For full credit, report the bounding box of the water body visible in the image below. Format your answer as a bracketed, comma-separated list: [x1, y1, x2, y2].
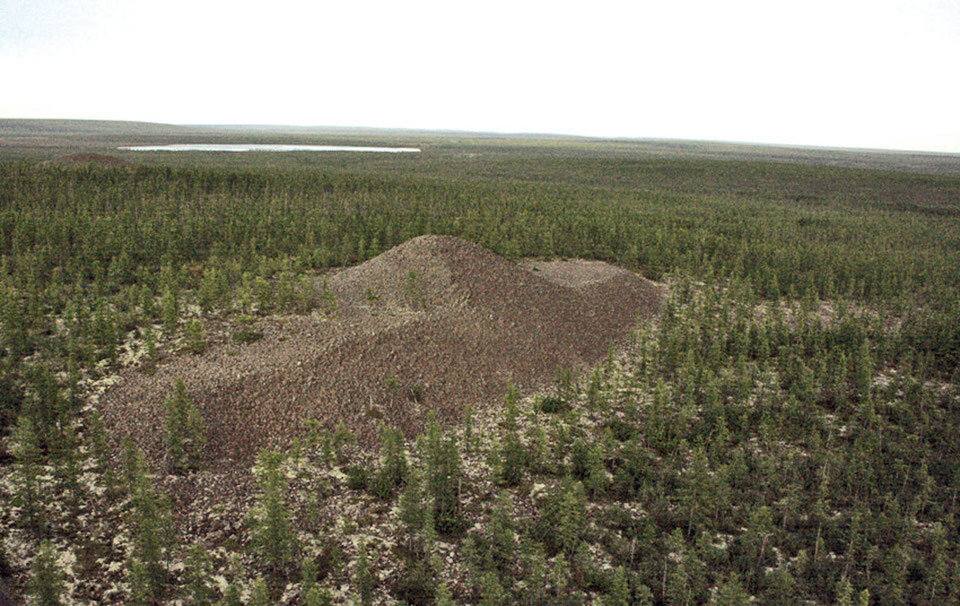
[118, 144, 421, 153]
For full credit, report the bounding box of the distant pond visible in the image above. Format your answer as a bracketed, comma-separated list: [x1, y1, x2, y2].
[118, 144, 421, 153]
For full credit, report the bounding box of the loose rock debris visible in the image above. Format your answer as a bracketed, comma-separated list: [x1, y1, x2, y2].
[99, 235, 663, 468]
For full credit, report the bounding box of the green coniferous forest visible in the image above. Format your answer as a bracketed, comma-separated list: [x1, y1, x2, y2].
[1, 131, 959, 604]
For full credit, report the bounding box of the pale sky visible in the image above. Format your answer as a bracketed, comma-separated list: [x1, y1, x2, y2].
[1, 0, 958, 153]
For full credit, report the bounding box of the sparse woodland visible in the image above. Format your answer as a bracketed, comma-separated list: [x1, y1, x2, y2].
[1, 147, 959, 604]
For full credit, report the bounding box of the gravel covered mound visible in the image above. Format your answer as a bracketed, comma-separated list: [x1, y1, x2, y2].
[99, 236, 662, 466]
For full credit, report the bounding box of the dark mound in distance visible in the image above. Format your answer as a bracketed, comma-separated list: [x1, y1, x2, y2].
[99, 236, 663, 466]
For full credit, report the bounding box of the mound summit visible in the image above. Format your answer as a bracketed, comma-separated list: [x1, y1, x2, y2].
[100, 235, 663, 465]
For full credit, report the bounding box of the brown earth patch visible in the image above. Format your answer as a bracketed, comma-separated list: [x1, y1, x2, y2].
[98, 235, 662, 468]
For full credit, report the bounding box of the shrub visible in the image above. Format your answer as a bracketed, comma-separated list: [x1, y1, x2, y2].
[537, 395, 569, 414]
[232, 327, 263, 343]
[346, 464, 369, 491]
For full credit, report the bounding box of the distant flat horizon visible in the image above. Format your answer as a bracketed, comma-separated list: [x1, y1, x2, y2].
[119, 143, 422, 153]
[3, 117, 959, 158]
[193, 124, 960, 157]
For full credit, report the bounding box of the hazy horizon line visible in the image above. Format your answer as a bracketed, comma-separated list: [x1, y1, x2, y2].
[3, 116, 960, 158]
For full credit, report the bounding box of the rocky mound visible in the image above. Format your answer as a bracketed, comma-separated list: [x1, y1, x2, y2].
[99, 236, 662, 467]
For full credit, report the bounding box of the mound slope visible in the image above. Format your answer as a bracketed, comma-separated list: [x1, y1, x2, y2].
[99, 236, 662, 466]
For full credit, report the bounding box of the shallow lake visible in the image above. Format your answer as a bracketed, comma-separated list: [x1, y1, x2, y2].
[118, 144, 421, 153]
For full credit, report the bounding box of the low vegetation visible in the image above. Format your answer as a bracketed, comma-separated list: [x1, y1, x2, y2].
[0, 135, 958, 604]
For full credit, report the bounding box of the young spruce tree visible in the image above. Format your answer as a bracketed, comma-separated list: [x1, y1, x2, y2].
[11, 414, 46, 531]
[248, 449, 298, 574]
[164, 378, 205, 473]
[421, 412, 463, 534]
[126, 447, 174, 604]
[492, 380, 526, 487]
[28, 540, 65, 606]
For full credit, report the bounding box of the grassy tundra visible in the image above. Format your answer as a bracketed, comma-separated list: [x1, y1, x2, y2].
[1, 121, 959, 604]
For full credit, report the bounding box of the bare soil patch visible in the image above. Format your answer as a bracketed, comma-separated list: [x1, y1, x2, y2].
[98, 236, 662, 467]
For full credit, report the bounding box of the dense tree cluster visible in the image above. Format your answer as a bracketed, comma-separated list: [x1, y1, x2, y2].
[0, 155, 958, 603]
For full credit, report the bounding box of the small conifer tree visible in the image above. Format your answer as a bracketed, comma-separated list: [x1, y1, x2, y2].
[249, 578, 271, 606]
[28, 540, 65, 606]
[300, 555, 318, 599]
[539, 476, 588, 555]
[183, 319, 208, 355]
[139, 285, 158, 320]
[11, 415, 45, 530]
[142, 323, 158, 361]
[435, 577, 455, 606]
[22, 366, 69, 452]
[372, 426, 407, 499]
[837, 576, 855, 606]
[218, 583, 242, 606]
[479, 571, 506, 606]
[605, 566, 630, 606]
[586, 366, 604, 409]
[127, 452, 174, 604]
[121, 435, 146, 493]
[492, 381, 527, 486]
[53, 422, 84, 510]
[183, 544, 217, 605]
[463, 401, 476, 453]
[851, 339, 874, 401]
[304, 584, 333, 606]
[248, 449, 298, 574]
[421, 412, 463, 534]
[713, 573, 750, 605]
[0, 529, 9, 578]
[86, 410, 118, 494]
[399, 468, 426, 531]
[127, 468, 172, 604]
[160, 287, 179, 334]
[355, 541, 374, 606]
[198, 266, 224, 312]
[164, 378, 205, 473]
